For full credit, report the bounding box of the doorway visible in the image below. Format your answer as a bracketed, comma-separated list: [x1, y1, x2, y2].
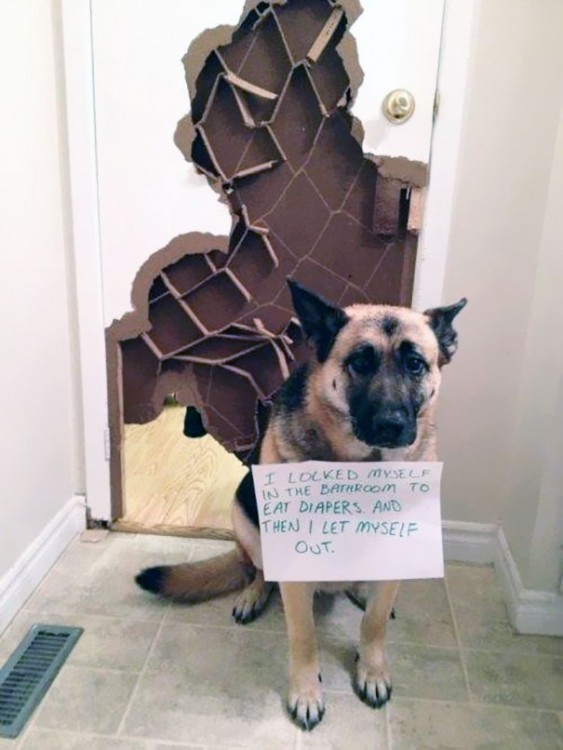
[88, 0, 445, 532]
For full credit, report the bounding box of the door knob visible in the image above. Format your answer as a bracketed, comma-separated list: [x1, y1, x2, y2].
[382, 89, 415, 124]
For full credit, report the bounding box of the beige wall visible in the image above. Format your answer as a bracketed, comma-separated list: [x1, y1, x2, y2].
[0, 0, 84, 579]
[437, 0, 563, 590]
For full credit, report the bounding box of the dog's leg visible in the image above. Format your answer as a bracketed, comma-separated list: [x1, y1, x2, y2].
[280, 581, 324, 731]
[231, 496, 274, 624]
[355, 580, 400, 708]
[232, 567, 274, 624]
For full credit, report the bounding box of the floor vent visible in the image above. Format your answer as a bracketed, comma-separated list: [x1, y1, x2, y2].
[0, 624, 83, 738]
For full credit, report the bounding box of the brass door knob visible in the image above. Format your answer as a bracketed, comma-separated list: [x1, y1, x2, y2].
[382, 89, 415, 124]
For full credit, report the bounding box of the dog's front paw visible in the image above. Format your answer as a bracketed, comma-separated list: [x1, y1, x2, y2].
[231, 580, 273, 625]
[355, 657, 392, 709]
[287, 674, 325, 731]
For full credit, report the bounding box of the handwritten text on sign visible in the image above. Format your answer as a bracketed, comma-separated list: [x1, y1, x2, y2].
[251, 461, 444, 582]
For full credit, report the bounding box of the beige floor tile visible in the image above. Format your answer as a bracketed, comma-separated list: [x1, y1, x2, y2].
[4, 534, 560, 749]
[389, 698, 563, 750]
[319, 638, 468, 703]
[446, 564, 563, 656]
[23, 534, 195, 622]
[33, 666, 138, 734]
[164, 588, 287, 632]
[390, 579, 457, 648]
[386, 643, 468, 702]
[0, 610, 158, 671]
[311, 591, 363, 641]
[19, 730, 147, 749]
[122, 622, 297, 748]
[465, 650, 563, 711]
[299, 693, 388, 750]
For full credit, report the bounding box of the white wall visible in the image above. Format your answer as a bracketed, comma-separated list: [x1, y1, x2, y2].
[0, 0, 83, 579]
[501, 109, 563, 591]
[437, 0, 563, 591]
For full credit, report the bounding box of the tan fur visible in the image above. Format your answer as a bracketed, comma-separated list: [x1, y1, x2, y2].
[159, 548, 249, 602]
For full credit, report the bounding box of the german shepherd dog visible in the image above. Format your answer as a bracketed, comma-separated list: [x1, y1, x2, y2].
[136, 281, 466, 730]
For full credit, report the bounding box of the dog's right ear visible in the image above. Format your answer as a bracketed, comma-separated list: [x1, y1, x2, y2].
[287, 279, 348, 363]
[424, 298, 468, 366]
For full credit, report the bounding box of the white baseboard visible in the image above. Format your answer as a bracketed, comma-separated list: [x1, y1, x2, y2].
[442, 519, 563, 637]
[494, 528, 563, 637]
[0, 496, 87, 636]
[442, 520, 497, 564]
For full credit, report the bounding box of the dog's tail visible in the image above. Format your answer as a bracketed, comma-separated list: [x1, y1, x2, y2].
[135, 548, 247, 602]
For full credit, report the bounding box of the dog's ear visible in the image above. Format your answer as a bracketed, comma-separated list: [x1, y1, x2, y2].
[288, 279, 348, 362]
[424, 298, 467, 366]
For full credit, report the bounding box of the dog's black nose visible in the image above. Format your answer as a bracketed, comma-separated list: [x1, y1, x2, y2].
[373, 410, 408, 445]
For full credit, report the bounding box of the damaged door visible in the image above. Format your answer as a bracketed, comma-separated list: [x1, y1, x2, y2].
[90, 0, 445, 531]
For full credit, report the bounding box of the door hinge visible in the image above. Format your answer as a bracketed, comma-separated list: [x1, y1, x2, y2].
[103, 428, 111, 461]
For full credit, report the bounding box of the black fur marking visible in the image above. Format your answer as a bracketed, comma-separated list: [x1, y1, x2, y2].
[288, 279, 348, 363]
[425, 298, 467, 365]
[183, 406, 207, 438]
[346, 590, 366, 610]
[237, 366, 310, 529]
[275, 364, 308, 412]
[347, 351, 423, 447]
[354, 679, 393, 709]
[345, 344, 380, 377]
[398, 339, 422, 356]
[397, 340, 428, 375]
[236, 471, 259, 528]
[135, 566, 167, 594]
[381, 316, 399, 336]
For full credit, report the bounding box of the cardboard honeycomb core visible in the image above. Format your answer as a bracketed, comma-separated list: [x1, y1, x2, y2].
[106, 0, 427, 514]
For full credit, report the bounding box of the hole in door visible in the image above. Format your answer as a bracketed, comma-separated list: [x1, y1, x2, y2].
[104, 0, 426, 538]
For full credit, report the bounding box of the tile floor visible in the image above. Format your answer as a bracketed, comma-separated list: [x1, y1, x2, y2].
[0, 533, 561, 749]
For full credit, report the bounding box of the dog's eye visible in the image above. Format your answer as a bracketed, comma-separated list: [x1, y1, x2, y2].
[346, 347, 378, 376]
[404, 355, 426, 376]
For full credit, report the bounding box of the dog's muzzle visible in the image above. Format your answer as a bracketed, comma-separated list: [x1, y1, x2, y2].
[352, 406, 417, 449]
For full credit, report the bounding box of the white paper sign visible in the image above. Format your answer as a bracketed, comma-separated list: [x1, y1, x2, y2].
[251, 461, 444, 582]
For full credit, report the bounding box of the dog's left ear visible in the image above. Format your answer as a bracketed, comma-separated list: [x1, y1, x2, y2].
[424, 298, 467, 366]
[288, 279, 348, 362]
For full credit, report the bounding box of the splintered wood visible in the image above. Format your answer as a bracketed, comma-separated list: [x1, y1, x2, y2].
[306, 8, 344, 63]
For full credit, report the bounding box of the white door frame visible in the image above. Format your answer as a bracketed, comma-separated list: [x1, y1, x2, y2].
[61, 0, 110, 520]
[62, 0, 479, 521]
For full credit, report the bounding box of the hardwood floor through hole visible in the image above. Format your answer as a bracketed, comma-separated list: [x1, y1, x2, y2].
[121, 405, 246, 536]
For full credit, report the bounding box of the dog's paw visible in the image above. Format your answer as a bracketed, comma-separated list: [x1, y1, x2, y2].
[231, 581, 272, 625]
[354, 658, 392, 709]
[287, 678, 325, 731]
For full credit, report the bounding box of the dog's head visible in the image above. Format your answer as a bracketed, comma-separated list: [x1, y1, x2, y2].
[288, 280, 467, 450]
